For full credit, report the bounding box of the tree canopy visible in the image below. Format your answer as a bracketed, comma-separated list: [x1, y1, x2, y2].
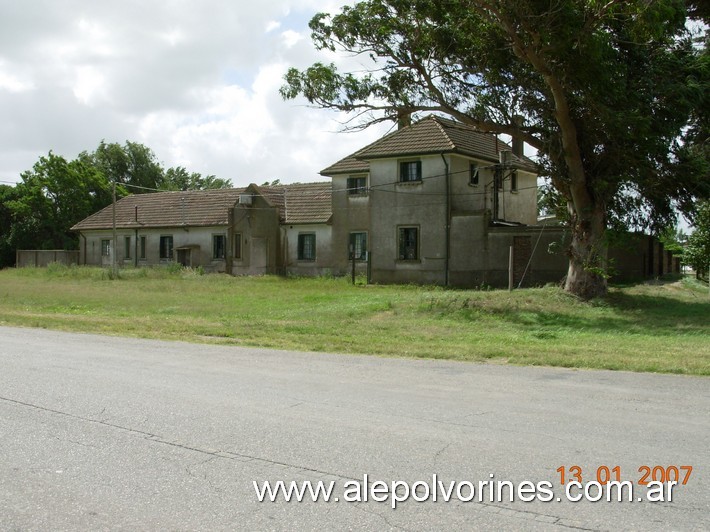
[685, 200, 710, 277]
[282, 0, 709, 298]
[0, 141, 233, 268]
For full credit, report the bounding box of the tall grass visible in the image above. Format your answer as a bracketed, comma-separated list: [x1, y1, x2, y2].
[0, 266, 707, 375]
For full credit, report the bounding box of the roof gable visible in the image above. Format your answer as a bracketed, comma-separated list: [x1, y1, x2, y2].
[320, 115, 537, 175]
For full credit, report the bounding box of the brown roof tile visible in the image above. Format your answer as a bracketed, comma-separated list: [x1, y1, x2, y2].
[72, 183, 333, 231]
[71, 188, 246, 231]
[321, 115, 537, 175]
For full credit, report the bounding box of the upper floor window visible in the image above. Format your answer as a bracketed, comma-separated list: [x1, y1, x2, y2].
[213, 234, 226, 260]
[298, 233, 316, 261]
[347, 176, 368, 195]
[470, 164, 480, 186]
[399, 161, 422, 183]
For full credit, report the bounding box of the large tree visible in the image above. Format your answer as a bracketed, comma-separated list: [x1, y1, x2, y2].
[6, 152, 112, 253]
[282, 0, 709, 298]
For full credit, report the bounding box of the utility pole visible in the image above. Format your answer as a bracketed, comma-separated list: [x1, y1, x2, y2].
[112, 180, 117, 277]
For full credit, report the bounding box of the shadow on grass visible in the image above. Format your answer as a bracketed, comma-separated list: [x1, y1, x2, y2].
[427, 289, 710, 337]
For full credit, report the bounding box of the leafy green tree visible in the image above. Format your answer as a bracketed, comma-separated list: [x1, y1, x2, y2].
[282, 0, 708, 298]
[5, 152, 112, 255]
[0, 185, 21, 267]
[162, 167, 232, 191]
[81, 141, 165, 192]
[685, 201, 710, 278]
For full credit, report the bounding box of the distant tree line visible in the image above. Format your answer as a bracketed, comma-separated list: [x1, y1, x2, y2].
[0, 141, 232, 268]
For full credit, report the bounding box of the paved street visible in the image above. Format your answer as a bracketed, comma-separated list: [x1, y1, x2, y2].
[0, 325, 707, 530]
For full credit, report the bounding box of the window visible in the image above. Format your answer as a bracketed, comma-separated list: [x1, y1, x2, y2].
[347, 176, 368, 195]
[213, 234, 226, 260]
[398, 227, 419, 261]
[159, 235, 173, 260]
[349, 232, 367, 261]
[399, 161, 422, 183]
[298, 233, 316, 261]
[470, 164, 480, 186]
[124, 236, 131, 259]
[234, 233, 242, 259]
[101, 239, 110, 257]
[496, 172, 503, 191]
[511, 170, 518, 192]
[139, 236, 146, 260]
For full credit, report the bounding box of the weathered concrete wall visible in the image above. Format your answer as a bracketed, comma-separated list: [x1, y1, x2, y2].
[16, 250, 79, 268]
[282, 224, 334, 276]
[368, 155, 448, 285]
[231, 196, 281, 275]
[330, 175, 370, 276]
[78, 226, 229, 272]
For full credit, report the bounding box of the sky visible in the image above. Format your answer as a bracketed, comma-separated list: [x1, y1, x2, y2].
[0, 0, 392, 187]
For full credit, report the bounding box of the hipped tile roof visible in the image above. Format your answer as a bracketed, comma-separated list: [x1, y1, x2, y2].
[71, 182, 333, 231]
[320, 115, 537, 175]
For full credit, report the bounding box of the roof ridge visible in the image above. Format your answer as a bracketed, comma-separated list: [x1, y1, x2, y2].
[430, 116, 457, 151]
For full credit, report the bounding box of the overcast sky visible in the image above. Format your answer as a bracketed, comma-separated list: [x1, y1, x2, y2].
[0, 0, 392, 187]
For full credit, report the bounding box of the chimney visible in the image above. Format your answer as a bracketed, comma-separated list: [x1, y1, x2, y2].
[512, 115, 524, 157]
[397, 109, 412, 130]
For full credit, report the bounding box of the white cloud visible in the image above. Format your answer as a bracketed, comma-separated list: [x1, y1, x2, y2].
[0, 0, 391, 186]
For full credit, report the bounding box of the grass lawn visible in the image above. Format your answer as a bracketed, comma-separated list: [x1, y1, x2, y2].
[0, 264, 708, 375]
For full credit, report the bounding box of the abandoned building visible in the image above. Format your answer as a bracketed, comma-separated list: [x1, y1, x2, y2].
[71, 116, 680, 286]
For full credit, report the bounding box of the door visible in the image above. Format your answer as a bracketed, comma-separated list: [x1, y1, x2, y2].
[177, 248, 191, 267]
[251, 238, 267, 274]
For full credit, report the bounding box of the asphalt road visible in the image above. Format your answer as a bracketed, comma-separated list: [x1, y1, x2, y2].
[0, 326, 707, 531]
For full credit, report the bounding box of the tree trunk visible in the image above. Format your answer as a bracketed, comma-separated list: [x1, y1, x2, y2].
[564, 201, 608, 299]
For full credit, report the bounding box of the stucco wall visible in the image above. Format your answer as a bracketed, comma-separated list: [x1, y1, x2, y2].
[231, 196, 281, 275]
[282, 224, 333, 276]
[368, 155, 448, 285]
[330, 176, 370, 276]
[78, 226, 229, 272]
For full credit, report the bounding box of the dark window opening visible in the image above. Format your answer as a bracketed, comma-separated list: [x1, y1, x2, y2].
[347, 176, 367, 195]
[399, 161, 422, 183]
[470, 164, 480, 186]
[160, 236, 173, 260]
[349, 232, 367, 261]
[213, 234, 226, 260]
[298, 233, 316, 261]
[234, 233, 242, 259]
[398, 227, 418, 260]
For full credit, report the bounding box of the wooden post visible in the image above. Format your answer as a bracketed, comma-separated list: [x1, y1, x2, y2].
[508, 245, 514, 291]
